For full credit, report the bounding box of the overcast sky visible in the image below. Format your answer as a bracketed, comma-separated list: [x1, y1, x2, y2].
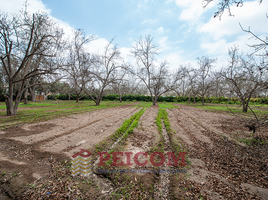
[1, 0, 267, 69]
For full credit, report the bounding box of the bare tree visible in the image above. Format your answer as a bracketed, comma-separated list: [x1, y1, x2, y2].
[124, 74, 144, 95]
[131, 35, 178, 105]
[82, 39, 124, 106]
[197, 56, 216, 105]
[221, 46, 268, 112]
[111, 69, 128, 103]
[173, 66, 189, 97]
[210, 71, 227, 98]
[63, 29, 95, 102]
[185, 66, 199, 103]
[0, 8, 63, 115]
[150, 61, 179, 104]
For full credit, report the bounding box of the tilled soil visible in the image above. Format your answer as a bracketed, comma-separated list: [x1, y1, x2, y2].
[0, 104, 267, 199]
[96, 105, 161, 199]
[0, 104, 139, 199]
[122, 106, 159, 167]
[169, 105, 268, 200]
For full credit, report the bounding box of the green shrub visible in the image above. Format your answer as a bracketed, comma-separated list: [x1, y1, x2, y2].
[0, 94, 5, 101]
[46, 94, 268, 105]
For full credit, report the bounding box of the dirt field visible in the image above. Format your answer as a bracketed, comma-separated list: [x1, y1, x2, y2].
[0, 103, 267, 199]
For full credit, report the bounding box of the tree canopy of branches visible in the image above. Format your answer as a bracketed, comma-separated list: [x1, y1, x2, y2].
[221, 46, 268, 112]
[63, 29, 95, 102]
[111, 69, 128, 103]
[130, 35, 179, 105]
[173, 66, 189, 97]
[0, 9, 63, 115]
[82, 39, 124, 106]
[203, 0, 263, 19]
[197, 56, 216, 105]
[239, 22, 268, 59]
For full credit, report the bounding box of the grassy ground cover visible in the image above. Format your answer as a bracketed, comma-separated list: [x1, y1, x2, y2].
[0, 100, 133, 129]
[178, 102, 268, 118]
[131, 101, 152, 108]
[158, 102, 179, 109]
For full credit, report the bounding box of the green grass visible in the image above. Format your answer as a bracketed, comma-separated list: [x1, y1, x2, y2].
[94, 105, 148, 167]
[111, 108, 147, 142]
[238, 137, 268, 146]
[0, 100, 133, 129]
[131, 102, 152, 108]
[158, 102, 179, 109]
[179, 102, 268, 118]
[151, 108, 166, 153]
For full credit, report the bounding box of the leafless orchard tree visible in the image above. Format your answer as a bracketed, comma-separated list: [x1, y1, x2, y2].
[197, 56, 217, 105]
[63, 29, 95, 102]
[111, 69, 129, 102]
[22, 57, 43, 104]
[82, 39, 125, 106]
[25, 56, 57, 103]
[0, 9, 64, 115]
[130, 35, 179, 105]
[173, 65, 189, 97]
[150, 61, 179, 104]
[185, 66, 199, 103]
[209, 71, 228, 98]
[124, 74, 144, 95]
[221, 46, 268, 112]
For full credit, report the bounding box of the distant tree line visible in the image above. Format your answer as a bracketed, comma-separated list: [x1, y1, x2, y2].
[46, 94, 268, 104]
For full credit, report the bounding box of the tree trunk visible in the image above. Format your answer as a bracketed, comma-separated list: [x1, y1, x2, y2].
[151, 95, 155, 105]
[241, 99, 248, 113]
[68, 94, 71, 101]
[243, 104, 248, 112]
[5, 82, 23, 116]
[95, 90, 104, 106]
[5, 97, 14, 116]
[95, 98, 101, 106]
[31, 86, 36, 102]
[188, 94, 191, 103]
[76, 94, 79, 102]
[202, 95, 205, 106]
[194, 95, 196, 104]
[24, 88, 28, 104]
[152, 96, 158, 105]
[5, 81, 14, 116]
[244, 95, 252, 113]
[119, 87, 122, 103]
[14, 98, 21, 114]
